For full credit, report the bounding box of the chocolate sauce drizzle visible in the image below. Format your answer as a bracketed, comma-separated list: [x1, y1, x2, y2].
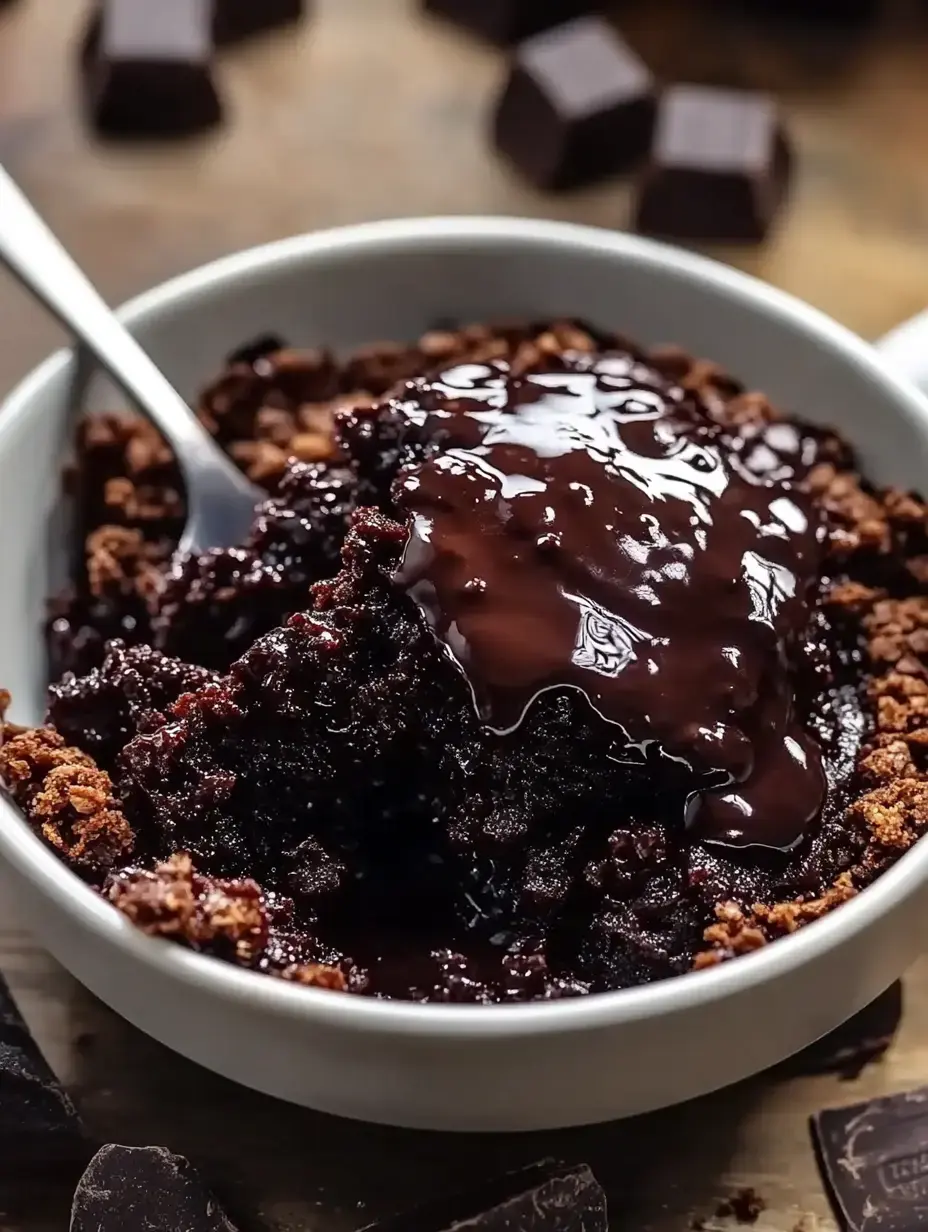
[392, 352, 828, 851]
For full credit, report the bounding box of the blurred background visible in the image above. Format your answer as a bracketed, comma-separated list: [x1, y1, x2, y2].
[4, 0, 928, 396]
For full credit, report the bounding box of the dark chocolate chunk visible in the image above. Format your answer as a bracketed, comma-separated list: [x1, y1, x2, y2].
[0, 972, 86, 1162]
[83, 0, 223, 139]
[730, 0, 879, 23]
[362, 1161, 607, 1232]
[786, 983, 903, 1080]
[423, 0, 592, 45]
[225, 333, 289, 368]
[213, 0, 306, 46]
[633, 85, 791, 244]
[491, 17, 656, 190]
[70, 1145, 238, 1232]
[811, 1086, 928, 1232]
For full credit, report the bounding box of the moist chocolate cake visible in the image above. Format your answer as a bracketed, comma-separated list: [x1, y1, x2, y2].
[3, 319, 927, 1003]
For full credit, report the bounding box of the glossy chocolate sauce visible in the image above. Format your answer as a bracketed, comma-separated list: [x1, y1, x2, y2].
[392, 352, 829, 851]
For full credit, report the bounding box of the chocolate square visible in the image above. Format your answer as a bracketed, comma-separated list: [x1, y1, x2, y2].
[213, 0, 306, 46]
[492, 17, 656, 189]
[362, 1161, 607, 1232]
[83, 0, 223, 139]
[70, 1145, 238, 1231]
[812, 1086, 928, 1232]
[423, 0, 592, 45]
[633, 85, 791, 243]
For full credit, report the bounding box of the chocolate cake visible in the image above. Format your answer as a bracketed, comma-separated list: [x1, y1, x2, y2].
[3, 319, 927, 1003]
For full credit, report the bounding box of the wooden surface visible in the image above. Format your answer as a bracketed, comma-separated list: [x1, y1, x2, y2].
[3, 1, 928, 1228]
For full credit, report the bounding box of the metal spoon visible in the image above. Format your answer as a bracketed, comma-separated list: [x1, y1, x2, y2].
[0, 164, 260, 555]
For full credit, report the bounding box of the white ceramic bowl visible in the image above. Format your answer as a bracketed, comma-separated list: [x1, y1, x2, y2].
[2, 217, 928, 1133]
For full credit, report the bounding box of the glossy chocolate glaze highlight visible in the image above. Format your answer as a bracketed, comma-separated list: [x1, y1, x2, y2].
[393, 352, 828, 851]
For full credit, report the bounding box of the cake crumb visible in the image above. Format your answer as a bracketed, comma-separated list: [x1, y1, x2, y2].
[716, 1188, 766, 1224]
[106, 852, 269, 964]
[0, 721, 133, 871]
[277, 963, 348, 992]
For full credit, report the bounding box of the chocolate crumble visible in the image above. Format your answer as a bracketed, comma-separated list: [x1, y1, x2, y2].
[2, 319, 926, 1003]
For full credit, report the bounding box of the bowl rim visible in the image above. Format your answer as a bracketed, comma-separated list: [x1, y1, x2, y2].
[3, 212, 928, 1041]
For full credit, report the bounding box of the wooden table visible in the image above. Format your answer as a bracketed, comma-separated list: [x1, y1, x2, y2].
[3, 1, 928, 1228]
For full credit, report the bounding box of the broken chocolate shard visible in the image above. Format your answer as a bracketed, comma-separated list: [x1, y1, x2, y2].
[423, 0, 592, 45]
[361, 1161, 607, 1232]
[785, 983, 903, 1080]
[492, 16, 656, 190]
[213, 0, 306, 46]
[82, 0, 223, 140]
[811, 1086, 928, 1232]
[633, 85, 791, 244]
[70, 1145, 238, 1232]
[0, 972, 86, 1162]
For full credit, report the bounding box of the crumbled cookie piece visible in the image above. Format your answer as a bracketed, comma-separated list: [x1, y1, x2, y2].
[277, 962, 348, 991]
[850, 778, 928, 854]
[866, 596, 928, 669]
[32, 763, 134, 871]
[696, 875, 858, 967]
[85, 526, 164, 606]
[0, 724, 94, 805]
[105, 853, 268, 963]
[1, 719, 133, 872]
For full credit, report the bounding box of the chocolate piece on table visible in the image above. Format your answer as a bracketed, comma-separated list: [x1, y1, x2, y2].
[811, 1086, 928, 1232]
[0, 971, 86, 1161]
[730, 0, 879, 22]
[83, 0, 223, 139]
[633, 85, 791, 244]
[785, 982, 903, 1079]
[213, 0, 306, 46]
[423, 0, 592, 45]
[70, 1145, 238, 1232]
[492, 17, 656, 190]
[362, 1161, 607, 1232]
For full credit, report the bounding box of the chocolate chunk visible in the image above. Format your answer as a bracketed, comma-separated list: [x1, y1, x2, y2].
[83, 0, 223, 139]
[213, 0, 306, 46]
[423, 0, 592, 45]
[70, 1145, 238, 1231]
[225, 333, 289, 368]
[731, 0, 879, 22]
[633, 85, 791, 243]
[491, 17, 656, 189]
[811, 1086, 928, 1232]
[786, 983, 903, 1079]
[363, 1161, 607, 1232]
[0, 972, 86, 1162]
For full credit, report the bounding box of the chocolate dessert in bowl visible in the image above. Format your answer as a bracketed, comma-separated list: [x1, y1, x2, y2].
[0, 218, 927, 1129]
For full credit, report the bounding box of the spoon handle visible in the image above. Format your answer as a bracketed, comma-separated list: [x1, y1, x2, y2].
[0, 164, 219, 468]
